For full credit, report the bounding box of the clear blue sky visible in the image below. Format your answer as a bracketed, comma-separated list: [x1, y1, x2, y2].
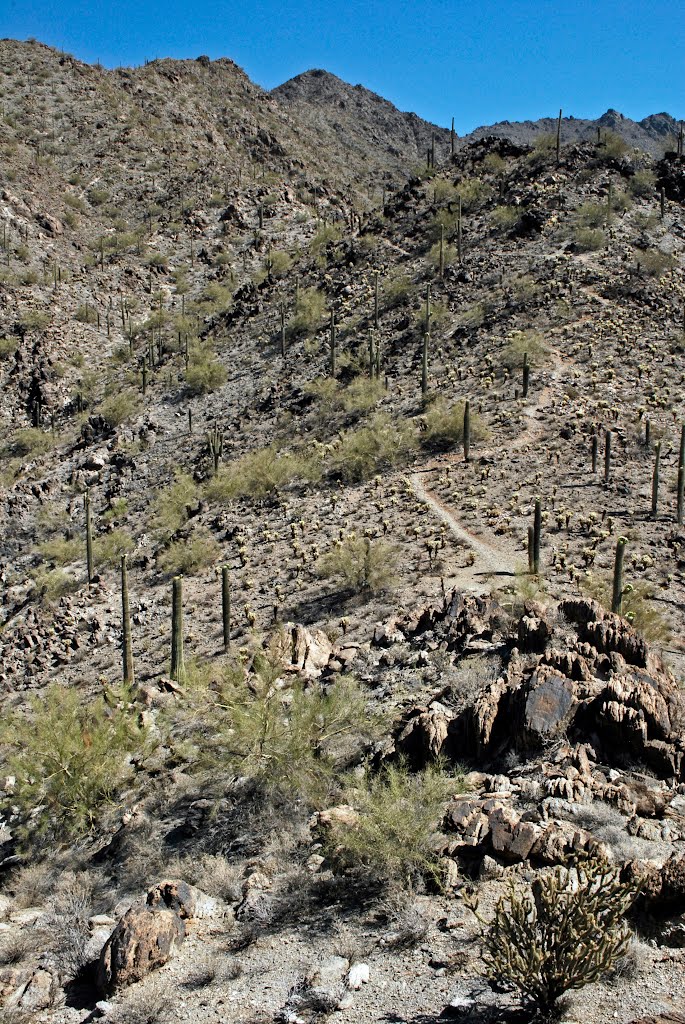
[2, 0, 683, 133]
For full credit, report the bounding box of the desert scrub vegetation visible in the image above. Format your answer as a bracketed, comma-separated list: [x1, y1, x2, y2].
[184, 343, 227, 395]
[327, 413, 416, 482]
[0, 684, 149, 845]
[316, 535, 398, 596]
[628, 168, 657, 197]
[471, 859, 636, 1014]
[500, 329, 549, 372]
[30, 566, 79, 604]
[421, 399, 487, 451]
[170, 645, 378, 804]
[583, 574, 670, 646]
[635, 248, 676, 277]
[5, 427, 55, 458]
[157, 527, 220, 575]
[287, 286, 327, 339]
[490, 204, 522, 232]
[153, 470, 200, 540]
[323, 761, 462, 888]
[381, 271, 413, 311]
[205, 445, 318, 502]
[0, 336, 18, 359]
[99, 388, 140, 429]
[572, 226, 606, 251]
[306, 375, 385, 420]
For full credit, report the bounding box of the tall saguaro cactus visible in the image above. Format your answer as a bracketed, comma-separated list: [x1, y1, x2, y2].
[85, 489, 94, 583]
[170, 575, 186, 683]
[533, 498, 542, 575]
[556, 108, 562, 165]
[651, 441, 661, 519]
[611, 538, 627, 614]
[604, 430, 612, 484]
[330, 309, 336, 377]
[463, 400, 471, 462]
[121, 554, 134, 687]
[222, 565, 231, 651]
[677, 424, 685, 526]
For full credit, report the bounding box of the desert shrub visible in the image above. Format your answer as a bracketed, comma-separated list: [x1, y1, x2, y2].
[310, 224, 342, 258]
[457, 302, 486, 329]
[422, 399, 487, 451]
[583, 575, 670, 646]
[340, 376, 385, 414]
[94, 529, 134, 568]
[599, 130, 629, 161]
[316, 536, 398, 595]
[287, 287, 327, 339]
[381, 272, 413, 311]
[266, 249, 292, 278]
[173, 648, 375, 803]
[456, 177, 493, 213]
[196, 282, 232, 313]
[490, 205, 521, 232]
[636, 248, 676, 277]
[157, 528, 220, 575]
[38, 536, 81, 566]
[153, 471, 199, 539]
[628, 169, 657, 197]
[0, 684, 148, 843]
[99, 389, 140, 428]
[427, 239, 458, 270]
[8, 428, 55, 458]
[328, 413, 416, 482]
[474, 859, 636, 1014]
[30, 567, 79, 603]
[74, 303, 98, 324]
[88, 187, 109, 206]
[574, 202, 607, 228]
[17, 308, 50, 334]
[206, 446, 314, 502]
[0, 336, 18, 359]
[501, 329, 549, 370]
[185, 345, 227, 395]
[322, 761, 460, 887]
[573, 226, 606, 251]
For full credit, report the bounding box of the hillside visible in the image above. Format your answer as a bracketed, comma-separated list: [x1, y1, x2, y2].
[1, 37, 685, 1024]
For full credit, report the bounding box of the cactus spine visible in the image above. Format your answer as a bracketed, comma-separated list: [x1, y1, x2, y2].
[222, 564, 231, 651]
[170, 575, 186, 683]
[651, 440, 661, 519]
[85, 489, 94, 583]
[611, 538, 627, 614]
[463, 400, 471, 462]
[121, 554, 134, 687]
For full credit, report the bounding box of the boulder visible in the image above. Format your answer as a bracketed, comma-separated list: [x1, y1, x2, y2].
[145, 879, 219, 920]
[488, 805, 542, 862]
[97, 905, 185, 993]
[524, 670, 577, 744]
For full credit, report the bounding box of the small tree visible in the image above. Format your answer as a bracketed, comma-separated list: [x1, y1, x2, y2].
[469, 859, 636, 1015]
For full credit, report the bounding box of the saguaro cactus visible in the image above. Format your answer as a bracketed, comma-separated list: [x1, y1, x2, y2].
[85, 489, 94, 583]
[522, 352, 530, 399]
[373, 270, 380, 328]
[611, 538, 627, 614]
[121, 554, 134, 687]
[207, 423, 224, 475]
[330, 309, 336, 377]
[678, 424, 685, 525]
[604, 430, 612, 484]
[422, 332, 429, 396]
[170, 575, 186, 683]
[222, 564, 231, 651]
[556, 108, 562, 165]
[280, 301, 286, 357]
[651, 440, 661, 519]
[533, 498, 542, 575]
[591, 433, 598, 474]
[463, 400, 471, 462]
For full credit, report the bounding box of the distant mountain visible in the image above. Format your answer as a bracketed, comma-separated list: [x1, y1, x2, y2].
[272, 70, 452, 186]
[273, 68, 680, 165]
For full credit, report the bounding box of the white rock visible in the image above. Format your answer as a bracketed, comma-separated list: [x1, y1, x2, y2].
[347, 962, 369, 990]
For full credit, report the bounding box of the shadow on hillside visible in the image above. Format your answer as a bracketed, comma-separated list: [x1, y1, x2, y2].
[381, 1007, 533, 1024]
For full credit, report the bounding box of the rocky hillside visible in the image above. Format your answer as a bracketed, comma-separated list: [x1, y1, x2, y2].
[1, 36, 685, 1024]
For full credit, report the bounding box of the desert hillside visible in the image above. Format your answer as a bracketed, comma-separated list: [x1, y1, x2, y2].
[1, 37, 685, 1024]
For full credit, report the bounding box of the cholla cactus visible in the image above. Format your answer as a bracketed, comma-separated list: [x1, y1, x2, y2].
[470, 858, 636, 1014]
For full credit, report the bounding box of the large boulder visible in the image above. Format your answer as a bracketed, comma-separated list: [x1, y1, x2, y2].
[97, 905, 184, 993]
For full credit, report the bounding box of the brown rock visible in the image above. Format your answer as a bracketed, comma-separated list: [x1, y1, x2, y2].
[97, 906, 185, 994]
[524, 670, 577, 743]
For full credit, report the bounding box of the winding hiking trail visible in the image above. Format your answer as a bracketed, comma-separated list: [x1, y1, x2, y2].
[409, 344, 568, 594]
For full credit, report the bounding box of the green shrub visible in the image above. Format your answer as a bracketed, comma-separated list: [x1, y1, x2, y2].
[323, 761, 460, 887]
[381, 272, 413, 311]
[153, 471, 199, 540]
[94, 529, 134, 568]
[74, 304, 98, 325]
[8, 428, 55, 458]
[599, 130, 629, 161]
[99, 390, 140, 428]
[328, 413, 416, 482]
[501, 329, 549, 371]
[172, 648, 375, 803]
[287, 287, 327, 339]
[88, 187, 109, 206]
[206, 446, 315, 502]
[475, 859, 636, 1014]
[17, 309, 50, 334]
[428, 239, 458, 270]
[0, 337, 18, 359]
[316, 536, 398, 595]
[0, 684, 148, 843]
[310, 224, 342, 258]
[422, 400, 487, 451]
[573, 226, 606, 252]
[456, 177, 493, 213]
[185, 346, 227, 396]
[38, 536, 81, 566]
[636, 249, 676, 277]
[583, 575, 670, 646]
[157, 528, 220, 575]
[628, 169, 657, 197]
[490, 205, 521, 232]
[30, 567, 79, 604]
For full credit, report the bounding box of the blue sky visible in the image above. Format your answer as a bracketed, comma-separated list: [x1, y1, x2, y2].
[2, 0, 683, 133]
